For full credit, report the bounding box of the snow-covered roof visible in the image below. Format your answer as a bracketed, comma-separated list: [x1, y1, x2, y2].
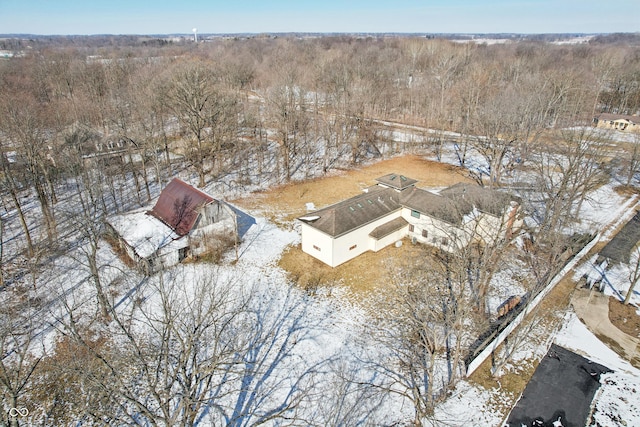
[108, 208, 187, 259]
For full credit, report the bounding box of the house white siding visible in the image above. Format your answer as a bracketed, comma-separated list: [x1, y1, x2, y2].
[300, 223, 335, 266]
[402, 209, 469, 252]
[370, 225, 408, 252]
[331, 211, 403, 266]
[301, 211, 406, 267]
[298, 177, 522, 267]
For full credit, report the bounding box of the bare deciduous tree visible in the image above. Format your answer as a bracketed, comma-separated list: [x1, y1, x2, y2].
[0, 300, 43, 427]
[50, 268, 323, 426]
[625, 246, 640, 305]
[531, 128, 610, 235]
[167, 63, 240, 187]
[366, 255, 477, 426]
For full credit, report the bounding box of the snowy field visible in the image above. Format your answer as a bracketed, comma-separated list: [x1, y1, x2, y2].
[117, 131, 640, 425]
[197, 189, 640, 426]
[5, 121, 640, 425]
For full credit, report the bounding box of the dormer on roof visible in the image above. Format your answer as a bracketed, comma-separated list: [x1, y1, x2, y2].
[375, 173, 418, 191]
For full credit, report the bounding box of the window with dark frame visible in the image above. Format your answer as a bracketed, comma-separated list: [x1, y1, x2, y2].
[422, 229, 428, 238]
[178, 247, 190, 262]
[409, 224, 415, 232]
[411, 210, 420, 218]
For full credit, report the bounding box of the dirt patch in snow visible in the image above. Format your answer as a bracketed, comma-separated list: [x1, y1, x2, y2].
[609, 298, 640, 338]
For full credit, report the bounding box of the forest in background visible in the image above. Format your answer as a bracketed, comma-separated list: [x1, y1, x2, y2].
[1, 34, 640, 426]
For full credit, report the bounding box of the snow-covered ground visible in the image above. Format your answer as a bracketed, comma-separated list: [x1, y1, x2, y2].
[145, 129, 640, 425]
[575, 251, 640, 308]
[216, 187, 640, 426]
[572, 191, 640, 307]
[5, 120, 640, 425]
[428, 309, 640, 426]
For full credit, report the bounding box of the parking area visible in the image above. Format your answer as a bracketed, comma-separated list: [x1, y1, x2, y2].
[505, 344, 611, 427]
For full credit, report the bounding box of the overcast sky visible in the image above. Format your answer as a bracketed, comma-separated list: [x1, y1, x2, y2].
[0, 0, 638, 35]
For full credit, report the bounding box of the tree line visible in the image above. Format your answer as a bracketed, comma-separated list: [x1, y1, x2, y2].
[1, 35, 639, 426]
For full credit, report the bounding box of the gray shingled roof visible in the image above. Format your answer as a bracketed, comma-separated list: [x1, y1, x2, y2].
[298, 175, 519, 237]
[439, 182, 516, 217]
[299, 186, 402, 237]
[400, 186, 464, 224]
[375, 173, 418, 190]
[369, 217, 409, 239]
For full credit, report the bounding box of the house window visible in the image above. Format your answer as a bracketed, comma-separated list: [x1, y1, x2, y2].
[178, 247, 190, 262]
[422, 229, 428, 238]
[313, 245, 321, 251]
[411, 210, 420, 218]
[409, 224, 415, 232]
[441, 237, 449, 246]
[349, 244, 357, 250]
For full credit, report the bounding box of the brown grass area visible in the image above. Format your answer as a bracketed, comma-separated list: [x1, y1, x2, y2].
[614, 185, 640, 197]
[232, 155, 471, 222]
[278, 238, 435, 296]
[103, 233, 137, 268]
[230, 154, 471, 296]
[609, 298, 640, 337]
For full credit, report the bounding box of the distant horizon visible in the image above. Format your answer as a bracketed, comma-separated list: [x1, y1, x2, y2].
[1, 31, 635, 38]
[0, 1, 638, 36]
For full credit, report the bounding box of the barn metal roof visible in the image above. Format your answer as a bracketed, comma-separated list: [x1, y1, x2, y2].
[147, 178, 215, 236]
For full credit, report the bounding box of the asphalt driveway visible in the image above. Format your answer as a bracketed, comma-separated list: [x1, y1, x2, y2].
[505, 344, 611, 427]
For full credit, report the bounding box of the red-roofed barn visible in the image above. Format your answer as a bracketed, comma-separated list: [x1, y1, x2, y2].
[107, 178, 237, 273]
